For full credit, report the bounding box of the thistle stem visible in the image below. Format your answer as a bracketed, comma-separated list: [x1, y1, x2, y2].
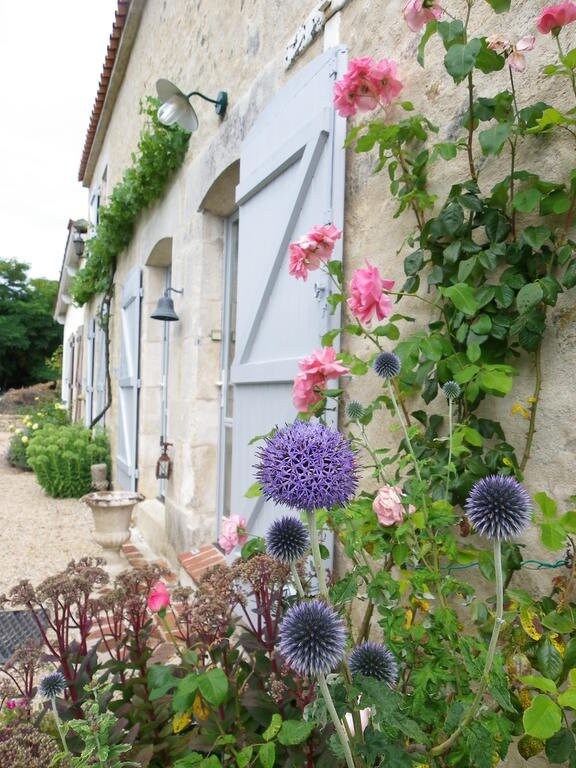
[51, 695, 69, 754]
[386, 382, 421, 484]
[431, 539, 504, 757]
[290, 563, 306, 598]
[307, 510, 329, 600]
[386, 381, 427, 519]
[317, 673, 357, 768]
[444, 398, 453, 501]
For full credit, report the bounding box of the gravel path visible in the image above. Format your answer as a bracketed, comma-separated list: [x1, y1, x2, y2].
[0, 420, 104, 598]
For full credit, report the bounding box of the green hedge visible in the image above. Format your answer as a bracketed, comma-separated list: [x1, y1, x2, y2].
[27, 424, 110, 498]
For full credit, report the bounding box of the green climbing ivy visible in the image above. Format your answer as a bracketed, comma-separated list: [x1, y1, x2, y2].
[71, 98, 190, 306]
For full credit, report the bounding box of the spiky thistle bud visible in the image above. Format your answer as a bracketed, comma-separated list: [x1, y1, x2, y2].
[266, 516, 310, 563]
[373, 352, 401, 380]
[346, 400, 365, 421]
[348, 641, 398, 686]
[442, 380, 461, 400]
[39, 671, 67, 699]
[278, 599, 346, 677]
[465, 474, 532, 540]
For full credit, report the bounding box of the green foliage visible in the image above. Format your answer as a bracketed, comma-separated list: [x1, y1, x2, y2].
[71, 99, 190, 306]
[285, 2, 576, 766]
[27, 423, 109, 497]
[0, 260, 61, 390]
[52, 683, 140, 767]
[7, 400, 69, 470]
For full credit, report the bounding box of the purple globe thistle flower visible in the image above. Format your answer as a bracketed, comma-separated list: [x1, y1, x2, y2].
[39, 671, 67, 699]
[374, 351, 401, 380]
[442, 380, 461, 401]
[465, 474, 532, 541]
[255, 421, 358, 511]
[266, 516, 310, 563]
[348, 642, 398, 686]
[279, 599, 347, 677]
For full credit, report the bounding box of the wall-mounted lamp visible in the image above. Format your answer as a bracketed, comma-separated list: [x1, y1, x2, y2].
[150, 287, 183, 322]
[73, 232, 85, 258]
[156, 79, 228, 132]
[155, 441, 173, 480]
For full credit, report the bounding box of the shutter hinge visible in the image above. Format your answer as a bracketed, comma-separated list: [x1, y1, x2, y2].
[139, 287, 144, 298]
[137, 379, 142, 389]
[133, 469, 139, 479]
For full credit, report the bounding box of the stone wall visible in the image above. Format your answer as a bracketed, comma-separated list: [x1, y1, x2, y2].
[82, 0, 575, 577]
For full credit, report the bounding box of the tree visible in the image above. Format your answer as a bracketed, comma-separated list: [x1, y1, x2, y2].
[0, 259, 62, 391]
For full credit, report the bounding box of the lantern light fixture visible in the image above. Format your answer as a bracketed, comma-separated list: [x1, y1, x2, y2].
[150, 287, 183, 322]
[73, 232, 85, 258]
[156, 441, 173, 480]
[156, 79, 228, 133]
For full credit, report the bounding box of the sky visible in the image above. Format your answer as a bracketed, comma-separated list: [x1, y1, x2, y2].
[0, 0, 119, 281]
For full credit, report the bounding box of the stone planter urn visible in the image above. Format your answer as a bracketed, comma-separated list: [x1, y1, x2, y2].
[81, 491, 144, 572]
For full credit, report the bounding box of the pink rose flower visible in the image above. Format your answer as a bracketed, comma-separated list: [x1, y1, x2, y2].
[537, 1, 576, 34]
[334, 57, 403, 117]
[373, 485, 414, 526]
[293, 371, 325, 411]
[288, 224, 342, 280]
[347, 262, 394, 325]
[299, 347, 350, 379]
[219, 514, 248, 554]
[293, 348, 350, 412]
[403, 0, 443, 33]
[148, 581, 171, 612]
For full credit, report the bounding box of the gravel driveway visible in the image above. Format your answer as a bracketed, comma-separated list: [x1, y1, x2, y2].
[0, 419, 104, 598]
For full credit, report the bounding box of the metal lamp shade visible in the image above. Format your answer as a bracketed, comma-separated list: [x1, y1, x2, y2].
[150, 294, 179, 321]
[156, 79, 199, 132]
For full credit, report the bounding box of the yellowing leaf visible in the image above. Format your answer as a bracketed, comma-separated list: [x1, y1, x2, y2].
[405, 609, 414, 629]
[549, 633, 565, 657]
[511, 403, 530, 419]
[520, 607, 543, 641]
[173, 707, 193, 733]
[193, 692, 210, 720]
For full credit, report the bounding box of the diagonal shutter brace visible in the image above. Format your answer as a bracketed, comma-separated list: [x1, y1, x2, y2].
[284, 0, 350, 69]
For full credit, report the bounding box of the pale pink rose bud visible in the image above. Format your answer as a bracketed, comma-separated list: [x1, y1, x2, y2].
[373, 485, 410, 526]
[219, 514, 248, 554]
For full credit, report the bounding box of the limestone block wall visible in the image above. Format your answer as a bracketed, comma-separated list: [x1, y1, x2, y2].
[83, 0, 575, 567]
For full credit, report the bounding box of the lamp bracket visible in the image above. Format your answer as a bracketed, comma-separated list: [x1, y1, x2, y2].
[186, 90, 228, 116]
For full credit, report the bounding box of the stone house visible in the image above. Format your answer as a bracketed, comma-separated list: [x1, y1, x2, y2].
[55, 0, 576, 574]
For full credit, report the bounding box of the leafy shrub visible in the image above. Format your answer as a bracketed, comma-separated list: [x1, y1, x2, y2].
[6, 400, 69, 470]
[27, 424, 110, 498]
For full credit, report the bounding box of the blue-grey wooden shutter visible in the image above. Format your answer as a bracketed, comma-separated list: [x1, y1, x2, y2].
[94, 319, 107, 424]
[231, 47, 347, 539]
[84, 318, 96, 427]
[116, 266, 142, 491]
